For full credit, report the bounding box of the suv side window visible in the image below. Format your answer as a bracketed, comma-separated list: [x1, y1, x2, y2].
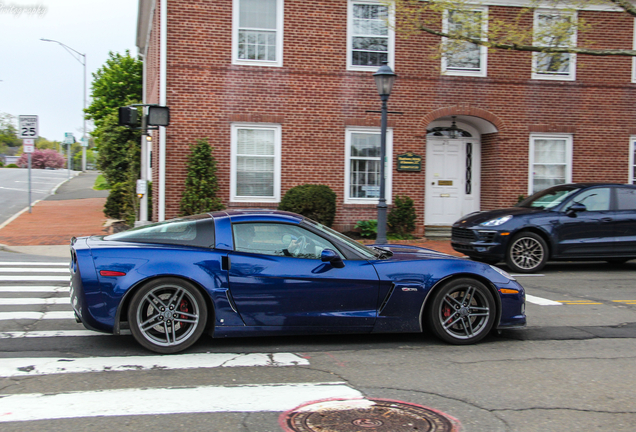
[616, 187, 636, 210]
[570, 188, 611, 211]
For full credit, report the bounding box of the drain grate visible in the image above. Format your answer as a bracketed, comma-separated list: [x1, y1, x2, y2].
[281, 398, 460, 432]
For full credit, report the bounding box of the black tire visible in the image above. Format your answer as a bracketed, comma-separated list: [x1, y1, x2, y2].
[426, 278, 496, 345]
[469, 256, 500, 265]
[506, 232, 548, 273]
[128, 277, 208, 354]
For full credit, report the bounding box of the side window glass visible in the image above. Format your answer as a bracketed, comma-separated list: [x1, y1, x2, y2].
[617, 188, 636, 210]
[232, 223, 339, 259]
[570, 188, 610, 211]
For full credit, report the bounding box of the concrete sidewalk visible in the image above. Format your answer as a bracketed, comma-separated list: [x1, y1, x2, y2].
[0, 172, 460, 258]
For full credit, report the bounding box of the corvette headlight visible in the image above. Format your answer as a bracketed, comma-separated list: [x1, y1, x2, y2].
[480, 215, 512, 227]
[490, 265, 516, 281]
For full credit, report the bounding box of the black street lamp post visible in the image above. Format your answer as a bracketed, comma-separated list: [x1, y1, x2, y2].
[373, 62, 397, 244]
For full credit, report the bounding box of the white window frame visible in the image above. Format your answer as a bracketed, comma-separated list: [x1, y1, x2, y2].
[347, 0, 395, 72]
[532, 9, 577, 81]
[528, 134, 573, 195]
[441, 6, 488, 77]
[230, 123, 282, 203]
[630, 137, 636, 184]
[344, 127, 393, 204]
[232, 0, 284, 67]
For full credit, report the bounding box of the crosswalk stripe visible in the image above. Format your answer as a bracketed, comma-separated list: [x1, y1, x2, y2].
[0, 286, 69, 292]
[0, 297, 69, 305]
[0, 353, 310, 377]
[0, 382, 361, 422]
[0, 268, 70, 273]
[0, 311, 76, 320]
[0, 275, 69, 282]
[525, 294, 562, 306]
[0, 330, 101, 339]
[0, 262, 68, 266]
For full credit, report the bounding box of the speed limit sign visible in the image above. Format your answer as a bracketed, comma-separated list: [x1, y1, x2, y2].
[18, 115, 39, 139]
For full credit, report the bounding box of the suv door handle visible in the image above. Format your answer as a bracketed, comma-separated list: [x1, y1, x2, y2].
[600, 217, 613, 222]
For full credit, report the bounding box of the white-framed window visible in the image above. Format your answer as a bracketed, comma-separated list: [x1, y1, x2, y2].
[532, 10, 577, 81]
[345, 127, 393, 204]
[441, 7, 488, 77]
[347, 0, 395, 71]
[232, 0, 284, 67]
[528, 134, 573, 195]
[231, 124, 282, 202]
[630, 137, 636, 184]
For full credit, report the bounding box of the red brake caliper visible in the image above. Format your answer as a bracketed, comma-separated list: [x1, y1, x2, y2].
[179, 299, 189, 323]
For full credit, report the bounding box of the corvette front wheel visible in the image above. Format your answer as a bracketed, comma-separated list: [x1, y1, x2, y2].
[128, 278, 207, 354]
[427, 278, 496, 345]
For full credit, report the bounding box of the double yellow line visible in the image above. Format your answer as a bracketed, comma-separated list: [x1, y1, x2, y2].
[557, 300, 636, 305]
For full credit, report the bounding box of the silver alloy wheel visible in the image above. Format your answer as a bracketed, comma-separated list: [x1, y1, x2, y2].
[136, 283, 201, 347]
[510, 236, 545, 271]
[438, 284, 491, 340]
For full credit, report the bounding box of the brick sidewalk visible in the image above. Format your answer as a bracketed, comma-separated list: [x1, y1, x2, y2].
[0, 198, 108, 246]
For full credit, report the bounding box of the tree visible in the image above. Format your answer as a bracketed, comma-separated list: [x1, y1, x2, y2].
[85, 51, 143, 131]
[0, 113, 21, 149]
[16, 149, 65, 169]
[391, 0, 636, 62]
[180, 139, 224, 216]
[87, 51, 143, 222]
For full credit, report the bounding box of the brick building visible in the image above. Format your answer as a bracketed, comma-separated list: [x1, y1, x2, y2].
[136, 0, 636, 235]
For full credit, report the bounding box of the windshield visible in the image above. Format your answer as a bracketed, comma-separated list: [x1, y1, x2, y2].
[517, 186, 581, 209]
[304, 219, 378, 259]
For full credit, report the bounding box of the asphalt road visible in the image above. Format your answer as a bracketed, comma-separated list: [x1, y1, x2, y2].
[0, 252, 635, 431]
[0, 168, 73, 226]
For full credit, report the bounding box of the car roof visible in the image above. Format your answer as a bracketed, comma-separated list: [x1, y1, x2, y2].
[209, 209, 305, 224]
[550, 183, 635, 189]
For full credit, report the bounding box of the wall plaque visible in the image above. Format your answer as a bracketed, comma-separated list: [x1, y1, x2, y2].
[397, 152, 422, 172]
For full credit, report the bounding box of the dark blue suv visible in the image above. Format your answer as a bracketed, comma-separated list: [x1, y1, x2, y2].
[451, 183, 636, 273]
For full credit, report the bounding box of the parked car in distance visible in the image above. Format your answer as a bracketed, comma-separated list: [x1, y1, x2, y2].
[70, 210, 526, 353]
[451, 183, 636, 273]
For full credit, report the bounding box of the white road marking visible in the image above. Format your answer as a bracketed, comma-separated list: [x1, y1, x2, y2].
[0, 276, 69, 282]
[0, 286, 68, 292]
[0, 262, 68, 266]
[0, 352, 310, 377]
[0, 311, 76, 321]
[0, 297, 69, 305]
[526, 294, 563, 306]
[0, 330, 100, 339]
[0, 382, 360, 422]
[0, 268, 69, 273]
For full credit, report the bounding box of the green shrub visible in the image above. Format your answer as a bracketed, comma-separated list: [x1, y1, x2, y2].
[180, 139, 224, 216]
[6, 163, 18, 168]
[388, 195, 416, 237]
[0, 160, 3, 167]
[354, 219, 377, 239]
[103, 182, 129, 220]
[278, 184, 336, 227]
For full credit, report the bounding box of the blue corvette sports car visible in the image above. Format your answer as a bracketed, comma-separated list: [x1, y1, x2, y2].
[70, 210, 526, 353]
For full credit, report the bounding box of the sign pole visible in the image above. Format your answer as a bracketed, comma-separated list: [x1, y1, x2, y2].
[18, 116, 38, 214]
[28, 153, 32, 213]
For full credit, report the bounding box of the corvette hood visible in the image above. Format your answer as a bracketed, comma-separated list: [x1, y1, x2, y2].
[373, 244, 461, 261]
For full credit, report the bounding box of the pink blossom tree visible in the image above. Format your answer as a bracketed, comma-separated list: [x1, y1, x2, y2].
[17, 149, 65, 169]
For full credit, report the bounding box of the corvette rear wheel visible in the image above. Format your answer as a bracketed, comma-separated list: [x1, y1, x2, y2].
[128, 278, 207, 354]
[427, 278, 496, 345]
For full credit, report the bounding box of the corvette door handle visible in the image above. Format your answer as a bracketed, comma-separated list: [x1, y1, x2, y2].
[600, 217, 613, 222]
[222, 256, 231, 270]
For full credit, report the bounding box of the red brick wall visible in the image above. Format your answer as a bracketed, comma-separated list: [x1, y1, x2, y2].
[142, 0, 636, 230]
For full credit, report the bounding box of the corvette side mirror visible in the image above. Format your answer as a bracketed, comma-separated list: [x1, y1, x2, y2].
[321, 249, 345, 268]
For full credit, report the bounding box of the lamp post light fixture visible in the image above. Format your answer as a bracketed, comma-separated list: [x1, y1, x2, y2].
[372, 61, 397, 244]
[41, 38, 88, 172]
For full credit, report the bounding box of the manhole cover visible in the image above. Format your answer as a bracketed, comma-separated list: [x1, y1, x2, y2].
[280, 398, 460, 432]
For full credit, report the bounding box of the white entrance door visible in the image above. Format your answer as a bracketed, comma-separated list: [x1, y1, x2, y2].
[425, 138, 481, 226]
